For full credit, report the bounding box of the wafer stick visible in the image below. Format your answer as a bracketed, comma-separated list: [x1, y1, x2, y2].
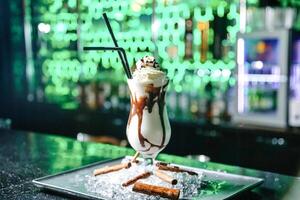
[93, 162, 131, 176]
[131, 152, 140, 163]
[156, 163, 198, 176]
[154, 170, 177, 185]
[122, 171, 151, 187]
[156, 161, 169, 166]
[133, 182, 180, 200]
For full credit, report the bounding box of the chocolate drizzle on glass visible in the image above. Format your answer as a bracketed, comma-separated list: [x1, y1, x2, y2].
[128, 80, 169, 152]
[128, 95, 147, 147]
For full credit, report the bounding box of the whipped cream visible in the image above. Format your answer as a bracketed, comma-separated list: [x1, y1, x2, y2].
[132, 56, 167, 87]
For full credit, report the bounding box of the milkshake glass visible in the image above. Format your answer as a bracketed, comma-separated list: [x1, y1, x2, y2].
[126, 61, 171, 161]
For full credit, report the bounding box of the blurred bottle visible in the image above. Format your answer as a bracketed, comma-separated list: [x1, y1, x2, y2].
[189, 91, 199, 119]
[204, 82, 213, 121]
[102, 82, 112, 110]
[178, 92, 190, 120]
[224, 86, 234, 121]
[248, 84, 277, 112]
[184, 18, 193, 59]
[118, 83, 128, 111]
[78, 80, 88, 109]
[211, 89, 226, 122]
[167, 91, 177, 119]
[198, 96, 207, 119]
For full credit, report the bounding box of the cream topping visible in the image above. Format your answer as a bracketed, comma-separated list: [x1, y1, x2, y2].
[133, 56, 167, 87]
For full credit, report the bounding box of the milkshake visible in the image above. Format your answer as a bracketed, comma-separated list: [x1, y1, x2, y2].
[127, 56, 171, 159]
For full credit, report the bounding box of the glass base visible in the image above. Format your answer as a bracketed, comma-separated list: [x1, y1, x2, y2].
[144, 157, 154, 165]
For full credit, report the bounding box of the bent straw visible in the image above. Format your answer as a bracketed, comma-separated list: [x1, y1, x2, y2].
[83, 47, 123, 51]
[102, 13, 132, 79]
[83, 47, 131, 78]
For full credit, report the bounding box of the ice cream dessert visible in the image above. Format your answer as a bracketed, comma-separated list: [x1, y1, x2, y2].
[127, 56, 171, 158]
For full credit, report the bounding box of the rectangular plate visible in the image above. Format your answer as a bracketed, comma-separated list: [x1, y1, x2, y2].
[33, 156, 263, 200]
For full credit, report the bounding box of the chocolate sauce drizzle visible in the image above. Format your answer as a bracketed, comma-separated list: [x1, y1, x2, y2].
[128, 81, 169, 152]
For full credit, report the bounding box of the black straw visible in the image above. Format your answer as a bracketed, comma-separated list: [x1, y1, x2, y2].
[102, 13, 132, 79]
[83, 47, 123, 51]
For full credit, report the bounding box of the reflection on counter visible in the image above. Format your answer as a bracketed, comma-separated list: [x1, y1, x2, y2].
[1, 129, 300, 199]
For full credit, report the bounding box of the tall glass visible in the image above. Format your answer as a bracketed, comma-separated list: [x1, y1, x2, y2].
[126, 78, 171, 163]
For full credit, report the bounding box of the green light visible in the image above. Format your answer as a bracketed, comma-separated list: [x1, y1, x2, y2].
[194, 7, 214, 21]
[34, 0, 239, 109]
[229, 77, 236, 86]
[175, 85, 182, 93]
[193, 29, 201, 45]
[247, 0, 259, 5]
[68, 0, 76, 8]
[217, 4, 225, 17]
[227, 4, 238, 20]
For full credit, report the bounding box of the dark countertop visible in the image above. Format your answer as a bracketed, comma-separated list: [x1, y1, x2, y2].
[0, 129, 299, 199]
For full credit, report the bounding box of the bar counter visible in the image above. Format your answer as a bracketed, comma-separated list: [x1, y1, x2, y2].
[0, 129, 299, 199]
